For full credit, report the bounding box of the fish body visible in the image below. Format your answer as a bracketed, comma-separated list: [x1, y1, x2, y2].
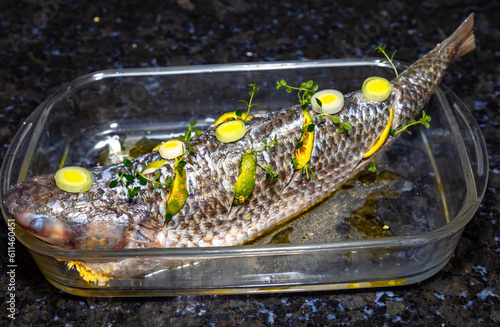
[3, 15, 475, 279]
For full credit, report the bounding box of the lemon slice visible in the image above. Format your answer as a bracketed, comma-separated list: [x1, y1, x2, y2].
[362, 77, 392, 102]
[233, 153, 257, 206]
[216, 120, 246, 143]
[214, 111, 252, 125]
[293, 110, 314, 170]
[158, 140, 186, 159]
[311, 89, 344, 114]
[142, 160, 168, 175]
[166, 166, 188, 221]
[363, 107, 394, 158]
[55, 166, 93, 193]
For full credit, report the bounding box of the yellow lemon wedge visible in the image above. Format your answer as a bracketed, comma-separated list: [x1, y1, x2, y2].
[293, 110, 314, 170]
[362, 76, 392, 102]
[233, 153, 257, 206]
[55, 166, 93, 193]
[214, 111, 252, 125]
[158, 140, 186, 160]
[311, 89, 345, 114]
[363, 107, 394, 158]
[152, 141, 164, 152]
[142, 160, 168, 175]
[216, 120, 246, 143]
[166, 166, 188, 220]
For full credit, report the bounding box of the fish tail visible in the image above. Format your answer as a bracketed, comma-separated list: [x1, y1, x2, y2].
[441, 13, 476, 62]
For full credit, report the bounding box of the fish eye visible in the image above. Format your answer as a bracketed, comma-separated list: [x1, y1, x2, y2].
[29, 215, 49, 236]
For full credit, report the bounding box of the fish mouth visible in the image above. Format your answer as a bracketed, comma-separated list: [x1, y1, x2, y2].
[16, 212, 74, 247]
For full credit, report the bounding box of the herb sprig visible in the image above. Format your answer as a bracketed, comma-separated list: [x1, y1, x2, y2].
[277, 79, 352, 134]
[302, 163, 315, 180]
[276, 79, 318, 109]
[179, 120, 203, 155]
[236, 83, 260, 120]
[246, 135, 280, 181]
[368, 160, 377, 173]
[312, 99, 353, 133]
[110, 120, 202, 198]
[389, 110, 431, 136]
[375, 44, 399, 78]
[293, 123, 314, 151]
[291, 157, 315, 180]
[109, 158, 173, 198]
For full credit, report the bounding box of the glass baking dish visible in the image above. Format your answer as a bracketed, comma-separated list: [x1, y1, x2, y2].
[0, 59, 488, 296]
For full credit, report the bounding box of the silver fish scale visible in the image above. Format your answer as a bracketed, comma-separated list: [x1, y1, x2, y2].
[4, 92, 393, 250]
[148, 94, 393, 248]
[158, 41, 459, 248]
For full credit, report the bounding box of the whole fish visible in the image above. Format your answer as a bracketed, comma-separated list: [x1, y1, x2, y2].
[3, 15, 475, 281]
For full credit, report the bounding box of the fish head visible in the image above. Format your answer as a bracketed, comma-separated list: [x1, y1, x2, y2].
[3, 173, 132, 249]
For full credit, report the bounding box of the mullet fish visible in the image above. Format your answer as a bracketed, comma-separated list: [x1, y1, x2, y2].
[3, 15, 475, 281]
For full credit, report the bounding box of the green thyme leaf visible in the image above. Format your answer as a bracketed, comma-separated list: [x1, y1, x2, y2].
[368, 161, 377, 173]
[138, 175, 147, 185]
[125, 174, 135, 182]
[123, 158, 133, 168]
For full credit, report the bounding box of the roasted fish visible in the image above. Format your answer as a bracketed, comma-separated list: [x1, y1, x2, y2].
[3, 15, 475, 281]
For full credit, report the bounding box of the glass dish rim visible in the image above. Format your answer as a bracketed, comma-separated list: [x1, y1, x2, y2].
[0, 58, 488, 260]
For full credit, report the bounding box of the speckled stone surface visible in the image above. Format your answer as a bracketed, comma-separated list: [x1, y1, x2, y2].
[1, 0, 499, 326]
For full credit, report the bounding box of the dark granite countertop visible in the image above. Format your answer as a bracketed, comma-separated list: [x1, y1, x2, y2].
[1, 0, 498, 326]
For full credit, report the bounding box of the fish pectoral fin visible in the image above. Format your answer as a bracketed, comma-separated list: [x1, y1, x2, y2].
[282, 170, 301, 193]
[354, 157, 372, 172]
[225, 205, 242, 220]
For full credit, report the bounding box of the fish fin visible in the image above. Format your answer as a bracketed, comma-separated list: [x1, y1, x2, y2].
[443, 13, 476, 62]
[226, 205, 241, 220]
[282, 170, 301, 193]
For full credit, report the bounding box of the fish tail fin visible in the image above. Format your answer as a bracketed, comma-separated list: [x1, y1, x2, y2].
[442, 13, 476, 62]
